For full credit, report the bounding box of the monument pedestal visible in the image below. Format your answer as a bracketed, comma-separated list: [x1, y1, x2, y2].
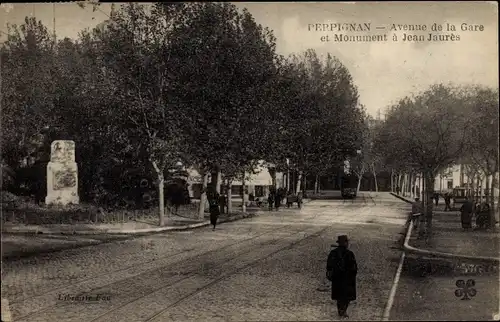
[45, 140, 79, 206]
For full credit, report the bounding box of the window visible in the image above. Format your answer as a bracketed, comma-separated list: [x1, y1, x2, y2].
[231, 185, 241, 196]
[255, 186, 264, 197]
[447, 180, 453, 189]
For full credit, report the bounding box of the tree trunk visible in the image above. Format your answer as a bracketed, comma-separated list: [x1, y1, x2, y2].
[371, 163, 378, 192]
[215, 171, 221, 194]
[268, 167, 277, 189]
[424, 171, 436, 236]
[478, 174, 484, 201]
[402, 173, 407, 197]
[242, 177, 247, 213]
[490, 174, 497, 228]
[157, 173, 165, 226]
[356, 166, 365, 193]
[198, 172, 209, 220]
[485, 174, 491, 207]
[296, 171, 303, 194]
[227, 179, 233, 214]
[314, 175, 319, 194]
[496, 174, 500, 226]
[151, 160, 165, 226]
[390, 169, 394, 192]
[418, 173, 426, 238]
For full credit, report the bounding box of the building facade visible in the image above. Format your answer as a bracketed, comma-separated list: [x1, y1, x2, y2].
[185, 161, 285, 200]
[434, 164, 499, 197]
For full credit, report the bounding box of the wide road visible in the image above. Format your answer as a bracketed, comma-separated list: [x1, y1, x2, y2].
[2, 192, 410, 322]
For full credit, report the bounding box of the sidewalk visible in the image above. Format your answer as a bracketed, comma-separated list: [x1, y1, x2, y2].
[1, 210, 259, 260]
[389, 193, 500, 321]
[391, 192, 499, 261]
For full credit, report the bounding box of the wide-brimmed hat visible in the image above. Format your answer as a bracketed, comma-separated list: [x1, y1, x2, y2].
[334, 235, 349, 245]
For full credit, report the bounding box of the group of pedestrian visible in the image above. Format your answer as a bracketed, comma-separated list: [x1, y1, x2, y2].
[459, 196, 492, 230]
[434, 191, 454, 211]
[267, 188, 286, 211]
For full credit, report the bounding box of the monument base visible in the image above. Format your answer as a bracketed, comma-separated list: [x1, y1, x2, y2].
[45, 193, 79, 206]
[46, 161, 79, 206]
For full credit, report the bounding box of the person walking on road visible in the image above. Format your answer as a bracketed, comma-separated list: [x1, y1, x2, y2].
[326, 235, 358, 319]
[274, 188, 282, 211]
[444, 193, 452, 211]
[433, 192, 440, 206]
[460, 196, 474, 230]
[267, 191, 274, 211]
[207, 188, 220, 230]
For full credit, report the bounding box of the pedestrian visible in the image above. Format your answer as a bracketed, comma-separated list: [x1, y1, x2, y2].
[411, 197, 423, 228]
[326, 235, 358, 319]
[460, 196, 474, 230]
[207, 188, 220, 230]
[476, 203, 490, 229]
[433, 192, 439, 206]
[297, 190, 303, 209]
[396, 185, 400, 195]
[444, 193, 452, 211]
[274, 189, 282, 211]
[267, 192, 274, 211]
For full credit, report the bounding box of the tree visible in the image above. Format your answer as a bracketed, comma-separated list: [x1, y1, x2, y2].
[266, 50, 364, 192]
[166, 3, 280, 218]
[375, 84, 473, 234]
[463, 86, 499, 227]
[1, 17, 58, 173]
[77, 3, 190, 225]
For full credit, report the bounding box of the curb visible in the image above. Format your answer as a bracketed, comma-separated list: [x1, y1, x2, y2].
[390, 192, 499, 264]
[402, 215, 499, 265]
[1, 212, 259, 236]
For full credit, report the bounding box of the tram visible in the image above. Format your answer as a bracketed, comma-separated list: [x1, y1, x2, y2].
[341, 173, 358, 199]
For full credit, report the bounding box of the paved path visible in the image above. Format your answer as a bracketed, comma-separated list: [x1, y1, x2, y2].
[2, 192, 409, 321]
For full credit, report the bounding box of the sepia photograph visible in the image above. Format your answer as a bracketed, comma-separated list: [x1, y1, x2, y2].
[1, 1, 498, 321]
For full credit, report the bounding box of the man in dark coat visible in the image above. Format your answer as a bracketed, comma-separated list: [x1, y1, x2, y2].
[274, 189, 282, 211]
[326, 235, 358, 318]
[460, 196, 474, 230]
[444, 193, 452, 211]
[267, 192, 274, 211]
[207, 188, 220, 230]
[433, 192, 440, 206]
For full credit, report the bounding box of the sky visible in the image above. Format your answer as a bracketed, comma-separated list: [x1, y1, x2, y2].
[1, 2, 498, 118]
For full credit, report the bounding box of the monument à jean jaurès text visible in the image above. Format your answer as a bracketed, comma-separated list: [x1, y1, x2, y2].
[45, 140, 79, 205]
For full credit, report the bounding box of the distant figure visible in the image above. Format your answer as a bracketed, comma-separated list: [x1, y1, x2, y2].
[326, 235, 358, 319]
[396, 186, 400, 195]
[476, 203, 490, 229]
[412, 197, 422, 214]
[433, 192, 440, 206]
[460, 197, 474, 230]
[297, 190, 303, 209]
[207, 188, 220, 230]
[267, 192, 274, 211]
[444, 193, 452, 211]
[412, 197, 423, 228]
[274, 189, 282, 211]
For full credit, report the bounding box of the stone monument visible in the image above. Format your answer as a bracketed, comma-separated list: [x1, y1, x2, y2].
[45, 140, 79, 205]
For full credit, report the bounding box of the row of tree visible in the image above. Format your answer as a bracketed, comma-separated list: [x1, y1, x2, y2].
[1, 3, 366, 224]
[370, 84, 499, 232]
